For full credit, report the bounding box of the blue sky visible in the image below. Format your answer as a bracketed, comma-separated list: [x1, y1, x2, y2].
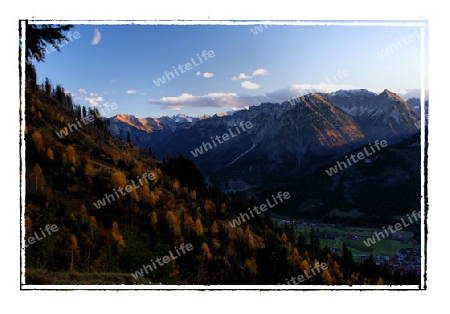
[32, 23, 426, 118]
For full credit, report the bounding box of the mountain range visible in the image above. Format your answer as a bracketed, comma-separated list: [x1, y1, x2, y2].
[106, 89, 423, 222]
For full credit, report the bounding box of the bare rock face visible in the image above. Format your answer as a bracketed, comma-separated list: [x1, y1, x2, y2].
[320, 89, 420, 142]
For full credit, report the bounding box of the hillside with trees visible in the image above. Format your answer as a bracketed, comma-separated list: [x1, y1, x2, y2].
[22, 24, 420, 286]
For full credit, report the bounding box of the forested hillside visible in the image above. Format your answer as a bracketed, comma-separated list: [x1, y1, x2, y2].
[23, 64, 419, 285]
[22, 24, 420, 285]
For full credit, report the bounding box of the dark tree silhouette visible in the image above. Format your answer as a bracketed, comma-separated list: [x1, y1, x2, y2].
[341, 242, 354, 278]
[24, 23, 73, 64]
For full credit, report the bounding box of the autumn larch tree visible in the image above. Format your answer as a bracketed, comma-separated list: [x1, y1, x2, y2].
[199, 242, 212, 261]
[244, 257, 258, 277]
[194, 218, 204, 236]
[211, 220, 219, 236]
[287, 248, 302, 272]
[28, 163, 45, 193]
[32, 130, 45, 154]
[150, 212, 158, 230]
[183, 214, 194, 235]
[165, 210, 181, 237]
[111, 221, 126, 253]
[68, 234, 80, 271]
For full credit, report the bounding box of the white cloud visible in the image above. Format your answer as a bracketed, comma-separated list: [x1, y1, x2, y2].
[84, 96, 103, 106]
[91, 28, 101, 45]
[231, 73, 252, 81]
[78, 88, 87, 94]
[196, 71, 201, 76]
[149, 93, 252, 110]
[203, 72, 214, 78]
[253, 68, 269, 76]
[291, 84, 354, 94]
[264, 84, 354, 101]
[166, 106, 183, 110]
[241, 81, 262, 89]
[148, 84, 362, 111]
[126, 90, 136, 94]
[391, 88, 429, 100]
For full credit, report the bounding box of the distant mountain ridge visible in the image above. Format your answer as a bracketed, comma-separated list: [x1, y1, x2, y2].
[106, 89, 421, 219]
[318, 89, 420, 143]
[107, 113, 198, 149]
[106, 89, 421, 169]
[107, 112, 241, 149]
[107, 89, 419, 156]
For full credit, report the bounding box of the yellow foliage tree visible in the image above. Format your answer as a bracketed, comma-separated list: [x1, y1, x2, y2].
[165, 210, 181, 237]
[220, 203, 226, 214]
[247, 232, 255, 249]
[286, 241, 292, 253]
[112, 153, 120, 166]
[61, 153, 67, 165]
[244, 225, 254, 249]
[111, 170, 127, 189]
[172, 179, 180, 192]
[322, 269, 332, 285]
[150, 212, 158, 230]
[65, 145, 77, 165]
[331, 260, 340, 277]
[80, 204, 88, 225]
[139, 184, 151, 204]
[183, 214, 194, 235]
[287, 248, 302, 270]
[211, 220, 219, 236]
[129, 189, 139, 204]
[281, 233, 288, 245]
[377, 277, 384, 285]
[204, 199, 215, 216]
[84, 163, 94, 178]
[111, 221, 126, 252]
[236, 227, 244, 243]
[29, 163, 45, 193]
[68, 234, 80, 271]
[32, 130, 45, 154]
[212, 238, 220, 251]
[199, 242, 212, 260]
[244, 257, 258, 276]
[227, 227, 237, 242]
[46, 148, 54, 161]
[148, 191, 156, 205]
[153, 168, 162, 183]
[350, 273, 359, 284]
[195, 207, 202, 221]
[301, 259, 310, 275]
[194, 218, 204, 236]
